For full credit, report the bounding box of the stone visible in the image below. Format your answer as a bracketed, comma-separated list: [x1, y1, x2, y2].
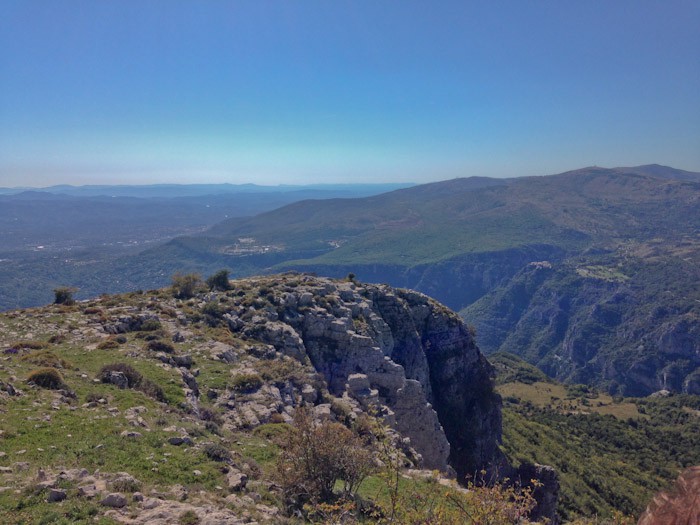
[141, 497, 161, 510]
[47, 488, 67, 502]
[106, 371, 128, 389]
[78, 484, 100, 499]
[300, 384, 317, 403]
[100, 493, 127, 508]
[168, 436, 193, 446]
[346, 373, 371, 397]
[227, 470, 248, 492]
[515, 463, 560, 524]
[173, 354, 193, 368]
[181, 370, 199, 397]
[313, 404, 332, 421]
[120, 430, 142, 439]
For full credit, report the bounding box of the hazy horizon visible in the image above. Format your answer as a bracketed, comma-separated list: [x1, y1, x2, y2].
[2, 1, 699, 187]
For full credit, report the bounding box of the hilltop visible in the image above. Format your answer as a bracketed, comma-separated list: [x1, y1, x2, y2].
[0, 274, 559, 524]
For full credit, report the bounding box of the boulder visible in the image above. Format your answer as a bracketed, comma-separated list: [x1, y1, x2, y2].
[100, 493, 127, 508]
[47, 488, 67, 502]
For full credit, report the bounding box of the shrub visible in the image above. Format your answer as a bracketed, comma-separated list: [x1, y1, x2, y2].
[269, 412, 286, 424]
[53, 287, 76, 305]
[10, 340, 47, 350]
[231, 373, 263, 393]
[146, 340, 175, 354]
[330, 399, 353, 424]
[138, 319, 162, 332]
[203, 443, 231, 462]
[139, 379, 166, 402]
[206, 269, 232, 291]
[27, 368, 65, 390]
[98, 363, 166, 402]
[110, 476, 142, 493]
[172, 273, 202, 299]
[97, 339, 120, 350]
[20, 350, 71, 369]
[202, 301, 225, 327]
[199, 407, 222, 424]
[275, 406, 375, 507]
[85, 392, 102, 403]
[205, 421, 221, 435]
[179, 510, 200, 525]
[98, 363, 143, 388]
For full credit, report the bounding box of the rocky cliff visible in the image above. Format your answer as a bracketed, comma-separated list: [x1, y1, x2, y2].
[214, 274, 505, 478]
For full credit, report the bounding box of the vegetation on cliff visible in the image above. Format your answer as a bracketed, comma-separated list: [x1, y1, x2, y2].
[492, 353, 700, 521]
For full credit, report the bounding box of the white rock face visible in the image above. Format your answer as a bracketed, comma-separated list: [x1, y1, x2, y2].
[224, 277, 503, 476]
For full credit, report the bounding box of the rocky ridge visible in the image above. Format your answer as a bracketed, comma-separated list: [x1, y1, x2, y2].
[0, 273, 556, 522]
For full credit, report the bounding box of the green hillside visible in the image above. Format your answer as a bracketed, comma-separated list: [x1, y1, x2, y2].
[491, 353, 700, 522]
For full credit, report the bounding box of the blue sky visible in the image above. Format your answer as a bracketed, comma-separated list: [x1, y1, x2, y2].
[1, 1, 699, 186]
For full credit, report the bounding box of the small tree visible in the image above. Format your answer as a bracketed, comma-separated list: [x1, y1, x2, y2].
[171, 273, 202, 299]
[53, 287, 76, 305]
[275, 406, 375, 510]
[206, 269, 231, 291]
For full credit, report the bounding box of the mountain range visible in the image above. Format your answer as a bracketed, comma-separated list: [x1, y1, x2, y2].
[3, 165, 699, 395]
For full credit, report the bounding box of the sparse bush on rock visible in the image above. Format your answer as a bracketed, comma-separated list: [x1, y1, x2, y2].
[275, 406, 375, 509]
[98, 363, 166, 402]
[172, 273, 203, 299]
[231, 373, 263, 393]
[206, 269, 232, 291]
[27, 367, 65, 389]
[53, 287, 76, 305]
[146, 340, 175, 353]
[203, 443, 231, 462]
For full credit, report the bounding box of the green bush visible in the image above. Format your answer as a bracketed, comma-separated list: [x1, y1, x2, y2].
[139, 379, 166, 402]
[98, 363, 143, 388]
[146, 340, 175, 354]
[202, 301, 225, 327]
[27, 367, 65, 389]
[98, 363, 166, 402]
[171, 273, 202, 299]
[53, 287, 76, 305]
[20, 350, 71, 369]
[203, 443, 231, 462]
[206, 269, 231, 291]
[138, 319, 162, 332]
[231, 373, 263, 393]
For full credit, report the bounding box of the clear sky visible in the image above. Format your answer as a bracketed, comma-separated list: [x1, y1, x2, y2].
[1, 1, 699, 186]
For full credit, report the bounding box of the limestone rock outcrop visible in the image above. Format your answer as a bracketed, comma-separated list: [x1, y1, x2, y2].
[218, 275, 506, 478]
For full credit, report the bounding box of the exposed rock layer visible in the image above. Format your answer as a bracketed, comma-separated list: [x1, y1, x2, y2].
[231, 275, 505, 477]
